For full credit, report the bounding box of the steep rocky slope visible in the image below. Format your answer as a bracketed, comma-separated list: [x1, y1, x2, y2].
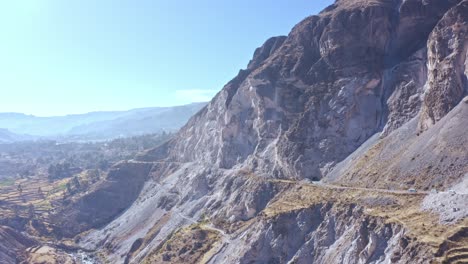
[419, 0, 468, 131]
[0, 226, 36, 263]
[211, 204, 433, 264]
[326, 0, 468, 189]
[142, 0, 465, 181]
[51, 161, 153, 237]
[10, 0, 466, 263]
[326, 98, 468, 190]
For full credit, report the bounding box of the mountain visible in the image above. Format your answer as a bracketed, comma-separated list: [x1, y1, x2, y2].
[0, 128, 18, 143]
[10, 0, 468, 263]
[0, 112, 130, 136]
[0, 103, 206, 140]
[0, 128, 35, 143]
[65, 103, 206, 140]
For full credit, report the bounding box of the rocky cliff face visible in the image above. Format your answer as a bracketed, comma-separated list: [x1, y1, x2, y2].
[51, 161, 153, 237]
[419, 0, 468, 131]
[143, 0, 465, 181]
[212, 204, 434, 264]
[0, 226, 36, 263]
[325, 96, 468, 190]
[56, 0, 468, 263]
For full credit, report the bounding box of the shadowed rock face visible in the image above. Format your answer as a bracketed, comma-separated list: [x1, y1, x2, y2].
[247, 36, 287, 70]
[51, 162, 153, 238]
[0, 226, 36, 263]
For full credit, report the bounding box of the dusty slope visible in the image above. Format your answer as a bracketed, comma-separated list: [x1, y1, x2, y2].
[325, 98, 468, 190]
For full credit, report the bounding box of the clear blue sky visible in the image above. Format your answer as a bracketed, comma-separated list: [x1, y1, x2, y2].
[0, 1, 333, 116]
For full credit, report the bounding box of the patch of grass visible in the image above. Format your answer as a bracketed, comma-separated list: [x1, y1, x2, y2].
[127, 212, 172, 260]
[35, 200, 53, 210]
[0, 178, 15, 187]
[48, 179, 70, 195]
[142, 223, 220, 264]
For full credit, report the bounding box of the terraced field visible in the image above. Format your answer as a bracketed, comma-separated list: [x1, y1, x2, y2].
[1, 178, 50, 218]
[0, 170, 101, 226]
[438, 227, 468, 264]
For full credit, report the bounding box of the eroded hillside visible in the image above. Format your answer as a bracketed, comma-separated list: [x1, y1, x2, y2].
[2, 0, 467, 263]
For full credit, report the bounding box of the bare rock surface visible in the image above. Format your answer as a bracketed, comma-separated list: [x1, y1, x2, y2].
[422, 175, 468, 224]
[0, 226, 36, 263]
[325, 100, 468, 190]
[210, 204, 433, 264]
[419, 0, 468, 131]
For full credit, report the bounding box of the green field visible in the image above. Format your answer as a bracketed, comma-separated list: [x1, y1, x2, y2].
[0, 178, 15, 187]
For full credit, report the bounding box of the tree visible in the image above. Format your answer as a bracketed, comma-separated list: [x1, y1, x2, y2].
[48, 164, 56, 181]
[20, 169, 31, 178]
[13, 205, 20, 217]
[28, 204, 35, 219]
[62, 162, 71, 172]
[98, 159, 109, 170]
[66, 182, 72, 195]
[48, 162, 73, 181]
[72, 176, 81, 191]
[81, 179, 89, 190]
[88, 169, 100, 183]
[38, 187, 44, 199]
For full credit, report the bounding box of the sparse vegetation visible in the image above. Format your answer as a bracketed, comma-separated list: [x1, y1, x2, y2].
[0, 178, 15, 187]
[0, 132, 173, 183]
[0, 132, 173, 243]
[142, 224, 220, 264]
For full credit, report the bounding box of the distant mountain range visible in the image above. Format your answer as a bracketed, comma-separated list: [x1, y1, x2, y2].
[0, 102, 206, 141]
[0, 128, 35, 143]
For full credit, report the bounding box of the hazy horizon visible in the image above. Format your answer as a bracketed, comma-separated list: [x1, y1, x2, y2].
[0, 101, 207, 118]
[0, 1, 332, 116]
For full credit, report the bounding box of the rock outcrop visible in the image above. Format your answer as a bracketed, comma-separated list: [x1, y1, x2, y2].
[419, 0, 468, 131]
[0, 226, 36, 263]
[325, 98, 468, 190]
[211, 204, 434, 264]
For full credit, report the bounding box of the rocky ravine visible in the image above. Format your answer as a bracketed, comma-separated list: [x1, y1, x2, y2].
[14, 0, 467, 263]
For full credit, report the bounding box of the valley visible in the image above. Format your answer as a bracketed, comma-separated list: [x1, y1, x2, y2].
[0, 134, 172, 263]
[0, 0, 467, 263]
